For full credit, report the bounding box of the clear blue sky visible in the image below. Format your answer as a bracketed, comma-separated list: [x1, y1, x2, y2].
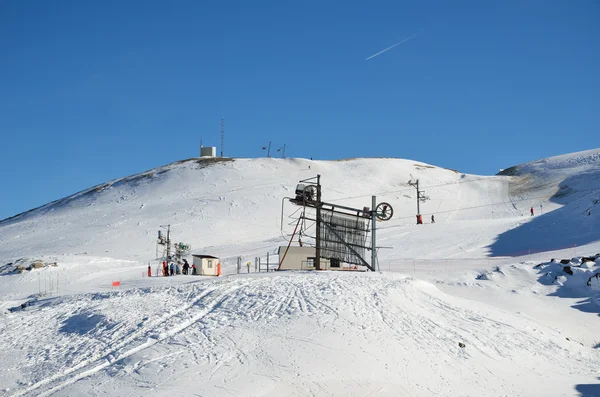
[1, 0, 598, 219]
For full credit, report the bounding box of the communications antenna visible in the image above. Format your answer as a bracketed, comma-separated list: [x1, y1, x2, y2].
[220, 118, 225, 158]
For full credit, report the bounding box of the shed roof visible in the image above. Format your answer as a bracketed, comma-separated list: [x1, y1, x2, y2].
[192, 254, 219, 259]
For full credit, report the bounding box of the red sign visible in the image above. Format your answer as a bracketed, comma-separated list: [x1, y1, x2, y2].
[112, 281, 121, 287]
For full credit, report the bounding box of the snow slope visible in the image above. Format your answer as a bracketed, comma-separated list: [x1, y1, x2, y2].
[2, 271, 598, 397]
[3, 150, 598, 269]
[1, 150, 600, 396]
[0, 156, 516, 263]
[491, 149, 600, 256]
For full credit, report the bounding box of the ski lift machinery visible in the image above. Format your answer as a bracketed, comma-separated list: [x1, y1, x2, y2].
[282, 175, 393, 271]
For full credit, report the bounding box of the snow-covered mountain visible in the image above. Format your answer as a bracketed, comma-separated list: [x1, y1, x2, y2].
[1, 150, 599, 266]
[1, 150, 599, 397]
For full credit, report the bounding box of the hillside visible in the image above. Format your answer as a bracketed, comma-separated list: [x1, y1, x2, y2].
[1, 151, 599, 397]
[1, 150, 599, 267]
[0, 156, 509, 264]
[490, 149, 600, 256]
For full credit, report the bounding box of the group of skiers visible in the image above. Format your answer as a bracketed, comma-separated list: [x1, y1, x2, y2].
[161, 258, 197, 276]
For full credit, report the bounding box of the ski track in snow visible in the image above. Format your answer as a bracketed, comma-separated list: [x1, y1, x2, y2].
[1, 272, 598, 397]
[8, 283, 244, 397]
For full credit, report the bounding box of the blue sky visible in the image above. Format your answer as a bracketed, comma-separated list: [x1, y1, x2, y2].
[0, 0, 598, 219]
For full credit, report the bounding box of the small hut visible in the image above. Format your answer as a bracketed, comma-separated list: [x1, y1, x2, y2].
[277, 246, 331, 270]
[192, 254, 221, 276]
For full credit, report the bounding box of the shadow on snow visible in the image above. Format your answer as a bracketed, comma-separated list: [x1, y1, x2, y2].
[488, 174, 600, 257]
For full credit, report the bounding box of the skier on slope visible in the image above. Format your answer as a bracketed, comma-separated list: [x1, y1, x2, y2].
[431, 214, 435, 223]
[530, 207, 534, 216]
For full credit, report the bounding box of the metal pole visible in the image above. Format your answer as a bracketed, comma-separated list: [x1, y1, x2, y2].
[416, 180, 421, 215]
[268, 141, 271, 157]
[267, 252, 270, 272]
[315, 174, 322, 270]
[220, 118, 224, 158]
[166, 225, 171, 262]
[371, 196, 377, 272]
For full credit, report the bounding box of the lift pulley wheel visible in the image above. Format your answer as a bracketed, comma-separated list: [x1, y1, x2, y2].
[375, 202, 393, 221]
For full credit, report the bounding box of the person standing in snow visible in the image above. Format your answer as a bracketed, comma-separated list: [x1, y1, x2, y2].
[182, 259, 189, 275]
[175, 262, 180, 275]
[192, 263, 197, 275]
[169, 262, 175, 276]
[530, 207, 534, 216]
[162, 261, 168, 277]
[431, 215, 435, 223]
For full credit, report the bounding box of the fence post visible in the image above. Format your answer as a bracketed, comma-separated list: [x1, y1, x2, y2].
[413, 259, 416, 276]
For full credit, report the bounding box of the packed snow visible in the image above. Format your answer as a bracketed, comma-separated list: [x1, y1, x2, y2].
[1, 150, 599, 396]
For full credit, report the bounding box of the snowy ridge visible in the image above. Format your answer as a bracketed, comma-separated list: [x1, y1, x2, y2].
[5, 151, 599, 266]
[0, 156, 513, 263]
[509, 149, 600, 174]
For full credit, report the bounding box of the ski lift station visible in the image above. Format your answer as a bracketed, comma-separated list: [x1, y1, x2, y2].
[192, 254, 221, 276]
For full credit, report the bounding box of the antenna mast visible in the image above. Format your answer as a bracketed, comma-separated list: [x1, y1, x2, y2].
[220, 118, 225, 158]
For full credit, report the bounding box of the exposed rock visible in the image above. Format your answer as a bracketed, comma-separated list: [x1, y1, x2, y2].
[587, 273, 600, 287]
[563, 266, 574, 275]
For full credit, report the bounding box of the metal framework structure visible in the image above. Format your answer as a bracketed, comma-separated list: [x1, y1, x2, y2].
[285, 175, 393, 271]
[320, 210, 368, 265]
[220, 118, 225, 158]
[156, 224, 171, 260]
[408, 176, 429, 224]
[156, 224, 191, 265]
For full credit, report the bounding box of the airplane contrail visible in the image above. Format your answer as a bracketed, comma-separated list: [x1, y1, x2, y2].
[365, 32, 419, 61]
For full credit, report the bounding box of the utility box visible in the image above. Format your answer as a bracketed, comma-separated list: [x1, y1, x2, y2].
[200, 146, 217, 157]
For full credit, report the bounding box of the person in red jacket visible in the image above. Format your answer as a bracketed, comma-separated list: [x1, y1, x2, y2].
[530, 207, 534, 216]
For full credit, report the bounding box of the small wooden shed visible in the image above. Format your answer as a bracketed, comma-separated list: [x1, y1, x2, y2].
[192, 254, 221, 276]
